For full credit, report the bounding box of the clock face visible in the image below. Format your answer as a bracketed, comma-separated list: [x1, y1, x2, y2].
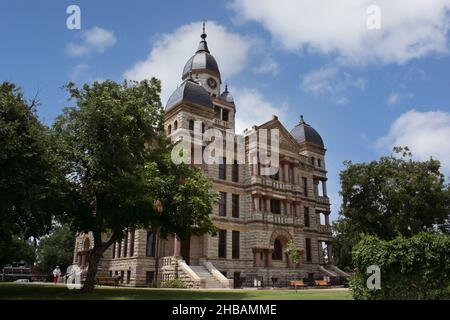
[207, 77, 217, 89]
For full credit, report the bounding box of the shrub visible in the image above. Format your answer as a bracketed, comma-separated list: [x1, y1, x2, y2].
[161, 279, 187, 289]
[350, 232, 450, 300]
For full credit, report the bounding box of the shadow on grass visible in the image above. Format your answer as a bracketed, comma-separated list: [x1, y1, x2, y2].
[0, 283, 352, 300]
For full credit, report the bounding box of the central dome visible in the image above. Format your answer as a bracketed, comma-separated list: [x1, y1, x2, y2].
[181, 25, 221, 81]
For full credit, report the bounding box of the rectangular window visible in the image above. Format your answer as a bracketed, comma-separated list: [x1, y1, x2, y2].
[219, 192, 227, 217]
[232, 194, 239, 218]
[146, 231, 156, 257]
[146, 271, 155, 286]
[123, 234, 128, 258]
[318, 158, 322, 168]
[222, 109, 229, 122]
[302, 177, 308, 196]
[117, 241, 121, 258]
[304, 207, 310, 227]
[129, 230, 135, 257]
[306, 238, 312, 262]
[214, 106, 221, 118]
[127, 270, 131, 284]
[218, 230, 227, 258]
[120, 271, 124, 284]
[188, 119, 194, 131]
[232, 231, 240, 259]
[232, 160, 239, 182]
[271, 199, 281, 215]
[219, 157, 227, 180]
[112, 242, 116, 259]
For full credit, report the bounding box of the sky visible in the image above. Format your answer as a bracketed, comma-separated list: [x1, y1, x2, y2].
[1, 0, 450, 220]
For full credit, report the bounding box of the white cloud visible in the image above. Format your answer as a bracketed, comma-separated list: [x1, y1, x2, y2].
[229, 0, 450, 64]
[123, 21, 253, 105]
[68, 63, 90, 82]
[233, 88, 287, 134]
[252, 56, 279, 76]
[301, 66, 366, 105]
[376, 110, 450, 174]
[386, 92, 414, 106]
[66, 27, 117, 57]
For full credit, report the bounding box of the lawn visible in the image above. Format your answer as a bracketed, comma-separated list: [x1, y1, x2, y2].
[0, 283, 352, 300]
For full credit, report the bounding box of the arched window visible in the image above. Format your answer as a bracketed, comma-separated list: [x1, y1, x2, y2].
[273, 238, 283, 260]
[168, 124, 172, 135]
[146, 230, 156, 257]
[174, 120, 178, 130]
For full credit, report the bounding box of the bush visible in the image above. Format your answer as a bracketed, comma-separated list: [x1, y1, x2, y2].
[161, 279, 187, 289]
[350, 232, 450, 300]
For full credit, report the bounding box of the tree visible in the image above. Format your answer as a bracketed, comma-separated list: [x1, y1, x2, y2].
[0, 82, 63, 266]
[350, 232, 450, 300]
[53, 80, 217, 292]
[36, 224, 76, 273]
[0, 236, 36, 268]
[285, 240, 302, 266]
[333, 147, 450, 270]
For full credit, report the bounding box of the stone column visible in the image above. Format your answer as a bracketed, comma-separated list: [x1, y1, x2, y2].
[314, 180, 319, 196]
[254, 196, 260, 211]
[284, 163, 289, 182]
[266, 248, 274, 267]
[253, 248, 261, 267]
[322, 180, 328, 197]
[266, 198, 271, 213]
[173, 236, 180, 256]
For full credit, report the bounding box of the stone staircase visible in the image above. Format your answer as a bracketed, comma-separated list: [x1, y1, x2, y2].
[189, 265, 224, 288]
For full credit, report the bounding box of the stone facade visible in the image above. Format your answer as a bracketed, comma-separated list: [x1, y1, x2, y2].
[73, 27, 335, 288]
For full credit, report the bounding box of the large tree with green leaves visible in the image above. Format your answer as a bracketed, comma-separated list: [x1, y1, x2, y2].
[53, 80, 217, 292]
[36, 224, 76, 273]
[0, 82, 64, 267]
[333, 147, 450, 269]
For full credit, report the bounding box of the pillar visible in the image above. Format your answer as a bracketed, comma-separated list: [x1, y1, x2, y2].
[266, 248, 274, 267]
[254, 196, 260, 211]
[284, 163, 289, 182]
[322, 180, 327, 197]
[266, 198, 271, 213]
[173, 236, 180, 256]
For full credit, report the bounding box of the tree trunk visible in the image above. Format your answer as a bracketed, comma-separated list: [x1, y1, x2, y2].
[81, 245, 104, 293]
[81, 231, 118, 293]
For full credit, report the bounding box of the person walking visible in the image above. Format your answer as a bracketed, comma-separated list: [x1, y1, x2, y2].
[53, 266, 61, 285]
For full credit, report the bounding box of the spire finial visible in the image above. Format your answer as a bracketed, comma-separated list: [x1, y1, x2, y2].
[201, 21, 207, 40]
[225, 83, 228, 92]
[300, 115, 304, 123]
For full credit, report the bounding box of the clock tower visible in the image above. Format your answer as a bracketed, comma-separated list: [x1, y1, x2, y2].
[181, 22, 222, 97]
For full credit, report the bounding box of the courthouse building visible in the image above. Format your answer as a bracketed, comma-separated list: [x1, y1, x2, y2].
[73, 27, 347, 288]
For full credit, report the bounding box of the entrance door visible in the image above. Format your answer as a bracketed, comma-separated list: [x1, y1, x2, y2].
[180, 236, 191, 265]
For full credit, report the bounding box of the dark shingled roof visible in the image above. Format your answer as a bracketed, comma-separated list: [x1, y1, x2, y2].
[166, 80, 213, 111]
[182, 52, 220, 79]
[290, 116, 324, 147]
[219, 84, 234, 103]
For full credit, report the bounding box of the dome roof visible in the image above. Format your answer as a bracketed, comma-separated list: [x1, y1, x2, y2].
[219, 84, 234, 103]
[166, 80, 213, 111]
[182, 25, 221, 80]
[290, 116, 324, 147]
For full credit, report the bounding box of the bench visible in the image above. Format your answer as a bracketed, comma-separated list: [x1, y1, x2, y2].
[314, 279, 331, 287]
[96, 276, 116, 286]
[289, 280, 307, 291]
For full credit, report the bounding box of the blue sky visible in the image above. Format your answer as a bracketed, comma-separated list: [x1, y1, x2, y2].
[1, 1, 450, 220]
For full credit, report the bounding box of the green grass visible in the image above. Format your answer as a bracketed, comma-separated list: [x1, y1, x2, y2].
[0, 283, 352, 300]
